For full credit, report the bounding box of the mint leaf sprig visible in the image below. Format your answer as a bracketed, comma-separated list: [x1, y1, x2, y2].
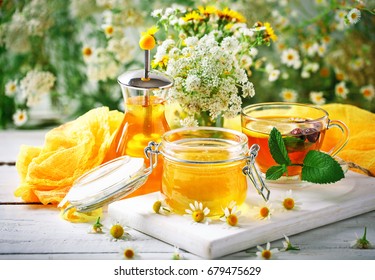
[266, 127, 345, 184]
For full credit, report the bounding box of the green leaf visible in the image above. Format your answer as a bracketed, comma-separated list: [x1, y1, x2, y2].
[266, 165, 287, 180]
[301, 150, 345, 184]
[268, 127, 291, 165]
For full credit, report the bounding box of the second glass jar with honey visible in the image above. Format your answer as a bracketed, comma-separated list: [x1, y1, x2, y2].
[157, 127, 251, 217]
[104, 70, 173, 197]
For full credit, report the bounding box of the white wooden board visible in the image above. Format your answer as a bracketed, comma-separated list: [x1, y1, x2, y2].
[108, 171, 375, 259]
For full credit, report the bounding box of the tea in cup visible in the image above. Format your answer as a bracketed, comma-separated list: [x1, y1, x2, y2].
[241, 102, 349, 183]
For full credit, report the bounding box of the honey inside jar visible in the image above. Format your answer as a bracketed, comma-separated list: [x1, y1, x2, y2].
[159, 128, 249, 217]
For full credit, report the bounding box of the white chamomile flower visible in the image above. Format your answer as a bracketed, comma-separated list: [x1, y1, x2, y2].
[172, 246, 183, 260]
[281, 48, 301, 69]
[220, 201, 242, 227]
[152, 194, 171, 215]
[280, 190, 302, 211]
[13, 109, 28, 126]
[310, 91, 326, 105]
[5, 80, 18, 97]
[88, 217, 104, 234]
[316, 43, 327, 57]
[350, 227, 372, 249]
[282, 235, 300, 251]
[109, 223, 130, 241]
[253, 200, 274, 220]
[346, 8, 361, 25]
[185, 201, 210, 224]
[335, 81, 349, 99]
[360, 85, 375, 101]
[280, 88, 298, 102]
[120, 246, 140, 260]
[256, 242, 279, 259]
[268, 69, 280, 82]
[82, 45, 93, 62]
[102, 23, 115, 38]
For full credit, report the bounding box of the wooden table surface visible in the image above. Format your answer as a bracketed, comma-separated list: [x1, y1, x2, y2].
[1, 129, 374, 260]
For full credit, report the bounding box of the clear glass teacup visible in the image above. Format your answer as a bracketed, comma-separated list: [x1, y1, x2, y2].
[241, 102, 349, 184]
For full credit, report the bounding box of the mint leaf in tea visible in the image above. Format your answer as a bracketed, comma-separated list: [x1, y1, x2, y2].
[266, 127, 345, 184]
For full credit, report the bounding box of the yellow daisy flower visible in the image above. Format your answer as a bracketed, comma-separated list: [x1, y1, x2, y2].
[182, 11, 204, 22]
[198, 6, 217, 17]
[264, 22, 278, 42]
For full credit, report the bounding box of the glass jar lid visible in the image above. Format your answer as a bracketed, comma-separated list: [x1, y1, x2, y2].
[59, 156, 148, 212]
[118, 69, 173, 90]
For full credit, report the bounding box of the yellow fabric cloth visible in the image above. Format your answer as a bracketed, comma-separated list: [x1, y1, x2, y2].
[14, 107, 123, 221]
[321, 104, 375, 176]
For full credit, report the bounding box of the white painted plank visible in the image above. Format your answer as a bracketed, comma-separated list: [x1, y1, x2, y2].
[0, 130, 47, 162]
[0, 166, 22, 203]
[108, 171, 375, 259]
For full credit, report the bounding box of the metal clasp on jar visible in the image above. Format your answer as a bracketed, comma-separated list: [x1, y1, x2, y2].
[242, 144, 270, 201]
[144, 141, 160, 175]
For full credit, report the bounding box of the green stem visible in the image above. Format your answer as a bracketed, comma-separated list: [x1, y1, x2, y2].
[363, 227, 367, 240]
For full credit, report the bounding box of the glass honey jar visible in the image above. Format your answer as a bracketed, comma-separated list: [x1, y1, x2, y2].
[146, 127, 270, 217]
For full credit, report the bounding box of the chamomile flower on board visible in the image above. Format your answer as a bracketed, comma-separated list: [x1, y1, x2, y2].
[279, 190, 302, 211]
[253, 201, 274, 220]
[152, 199, 171, 215]
[220, 203, 242, 227]
[109, 223, 130, 241]
[256, 242, 279, 260]
[185, 201, 210, 224]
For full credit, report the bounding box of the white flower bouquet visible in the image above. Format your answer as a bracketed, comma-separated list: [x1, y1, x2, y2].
[151, 6, 276, 126]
